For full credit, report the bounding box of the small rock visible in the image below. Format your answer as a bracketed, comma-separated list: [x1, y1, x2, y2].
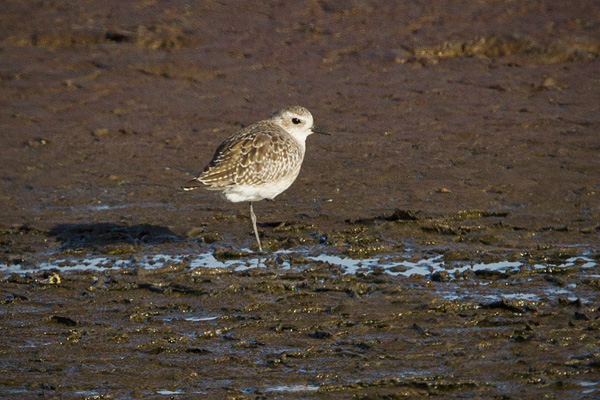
[386, 209, 417, 221]
[50, 315, 77, 326]
[37, 272, 61, 285]
[91, 128, 110, 139]
[24, 137, 51, 148]
[541, 77, 562, 90]
[574, 311, 590, 321]
[309, 330, 332, 339]
[431, 270, 451, 282]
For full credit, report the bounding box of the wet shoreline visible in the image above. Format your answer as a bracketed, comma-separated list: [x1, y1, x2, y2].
[2, 0, 600, 398]
[2, 249, 599, 399]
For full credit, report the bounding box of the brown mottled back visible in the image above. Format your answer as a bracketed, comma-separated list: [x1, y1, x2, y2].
[197, 121, 304, 188]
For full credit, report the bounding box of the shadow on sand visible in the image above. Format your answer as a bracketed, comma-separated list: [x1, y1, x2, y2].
[48, 223, 183, 249]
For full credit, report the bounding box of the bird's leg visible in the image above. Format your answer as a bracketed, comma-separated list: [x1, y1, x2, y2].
[249, 202, 263, 252]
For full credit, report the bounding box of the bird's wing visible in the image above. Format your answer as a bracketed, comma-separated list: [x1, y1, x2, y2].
[196, 122, 302, 187]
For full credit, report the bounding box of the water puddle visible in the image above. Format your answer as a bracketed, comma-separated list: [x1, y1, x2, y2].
[2, 251, 595, 304]
[156, 389, 186, 395]
[579, 381, 599, 394]
[45, 202, 174, 212]
[1, 251, 595, 278]
[74, 390, 101, 396]
[308, 254, 533, 276]
[153, 385, 320, 396]
[263, 384, 320, 393]
[161, 314, 220, 322]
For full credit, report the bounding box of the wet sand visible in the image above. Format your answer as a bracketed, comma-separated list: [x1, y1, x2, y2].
[1, 1, 599, 398]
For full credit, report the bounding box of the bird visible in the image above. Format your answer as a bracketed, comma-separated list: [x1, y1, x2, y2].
[183, 106, 330, 252]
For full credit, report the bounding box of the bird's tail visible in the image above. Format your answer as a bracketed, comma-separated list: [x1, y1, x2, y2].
[181, 178, 205, 191]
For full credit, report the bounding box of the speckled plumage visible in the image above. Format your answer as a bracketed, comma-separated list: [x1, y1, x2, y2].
[184, 106, 329, 252]
[197, 121, 305, 200]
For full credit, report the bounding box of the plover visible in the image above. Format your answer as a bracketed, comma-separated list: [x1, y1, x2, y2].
[184, 106, 330, 252]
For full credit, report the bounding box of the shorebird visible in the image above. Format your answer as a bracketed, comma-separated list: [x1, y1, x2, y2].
[183, 106, 330, 252]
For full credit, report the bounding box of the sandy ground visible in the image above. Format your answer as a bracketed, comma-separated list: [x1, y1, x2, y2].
[1, 0, 599, 398]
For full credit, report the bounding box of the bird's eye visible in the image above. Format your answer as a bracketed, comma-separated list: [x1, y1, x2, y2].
[292, 118, 301, 125]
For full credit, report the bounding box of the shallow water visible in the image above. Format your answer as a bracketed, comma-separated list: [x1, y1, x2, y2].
[2, 250, 595, 277]
[2, 250, 596, 307]
[1, 248, 598, 399]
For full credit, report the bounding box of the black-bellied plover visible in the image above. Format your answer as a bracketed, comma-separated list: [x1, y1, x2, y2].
[184, 106, 330, 252]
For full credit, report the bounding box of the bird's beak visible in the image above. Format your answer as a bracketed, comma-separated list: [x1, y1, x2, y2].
[312, 125, 331, 136]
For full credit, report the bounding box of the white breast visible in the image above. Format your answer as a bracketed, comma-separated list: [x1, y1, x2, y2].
[220, 169, 301, 202]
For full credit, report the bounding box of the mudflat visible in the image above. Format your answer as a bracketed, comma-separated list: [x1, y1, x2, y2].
[1, 1, 599, 398]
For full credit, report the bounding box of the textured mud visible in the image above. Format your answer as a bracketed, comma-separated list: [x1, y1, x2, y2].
[1, 0, 599, 399]
[2, 260, 600, 399]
